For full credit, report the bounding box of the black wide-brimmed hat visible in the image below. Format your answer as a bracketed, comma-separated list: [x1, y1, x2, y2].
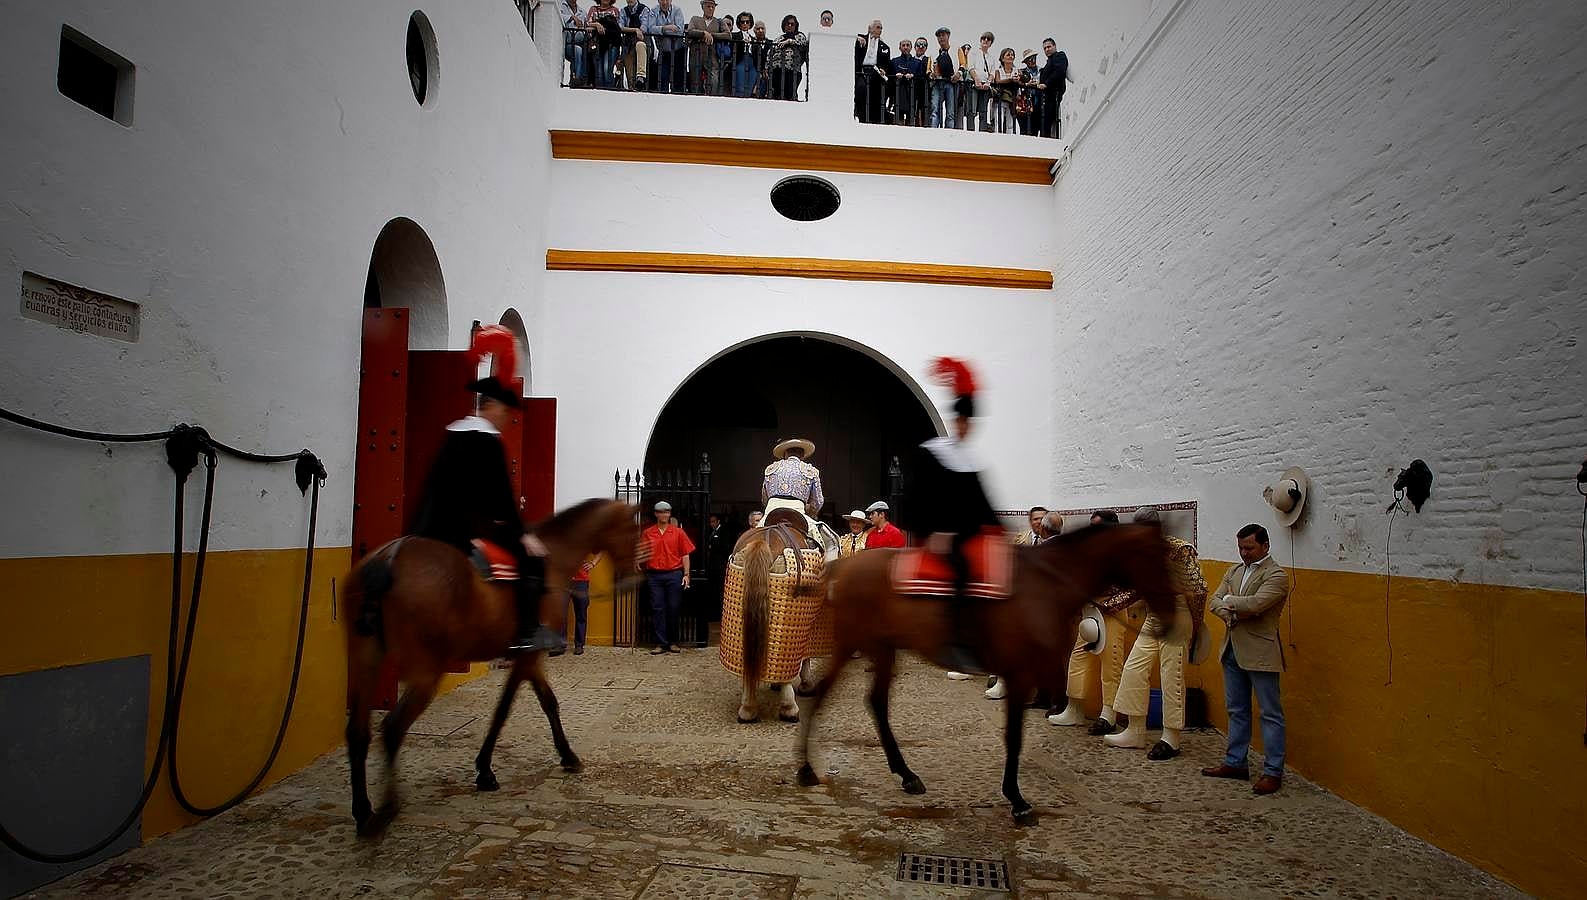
[466, 375, 520, 409]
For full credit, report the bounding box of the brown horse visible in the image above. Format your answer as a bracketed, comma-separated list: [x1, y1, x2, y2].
[342, 498, 639, 835]
[795, 523, 1177, 825]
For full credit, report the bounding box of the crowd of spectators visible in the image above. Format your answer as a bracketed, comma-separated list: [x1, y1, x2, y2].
[854, 21, 1070, 137]
[552, 0, 812, 99]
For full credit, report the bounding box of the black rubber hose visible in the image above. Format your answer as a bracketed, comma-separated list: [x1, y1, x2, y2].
[165, 461, 319, 817]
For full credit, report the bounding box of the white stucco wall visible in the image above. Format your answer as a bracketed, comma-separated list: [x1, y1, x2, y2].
[539, 271, 1054, 513]
[1048, 0, 1587, 589]
[0, 0, 555, 558]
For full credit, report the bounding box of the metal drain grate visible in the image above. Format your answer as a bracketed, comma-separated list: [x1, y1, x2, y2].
[896, 853, 1009, 891]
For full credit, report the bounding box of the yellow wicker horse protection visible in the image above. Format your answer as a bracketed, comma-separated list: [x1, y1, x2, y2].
[720, 546, 829, 682]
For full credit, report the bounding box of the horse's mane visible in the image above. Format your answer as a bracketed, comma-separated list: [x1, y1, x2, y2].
[533, 497, 612, 538]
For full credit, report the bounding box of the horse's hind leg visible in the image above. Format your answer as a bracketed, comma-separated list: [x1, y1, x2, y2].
[866, 650, 924, 795]
[526, 654, 582, 772]
[475, 661, 527, 791]
[379, 670, 440, 818]
[1001, 677, 1035, 825]
[346, 640, 380, 833]
[795, 642, 854, 787]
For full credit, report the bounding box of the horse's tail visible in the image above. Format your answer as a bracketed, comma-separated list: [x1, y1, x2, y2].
[346, 539, 401, 644]
[741, 538, 773, 689]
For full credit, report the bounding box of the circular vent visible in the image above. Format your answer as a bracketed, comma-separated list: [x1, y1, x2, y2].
[770, 176, 841, 222]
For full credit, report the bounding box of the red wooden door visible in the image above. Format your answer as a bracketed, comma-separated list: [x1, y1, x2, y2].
[352, 309, 409, 709]
[520, 398, 557, 523]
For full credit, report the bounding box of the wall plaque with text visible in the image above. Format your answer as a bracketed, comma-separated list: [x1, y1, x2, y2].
[19, 272, 140, 343]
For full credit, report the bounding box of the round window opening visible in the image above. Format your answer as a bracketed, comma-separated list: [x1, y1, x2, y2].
[407, 11, 439, 107]
[770, 176, 841, 222]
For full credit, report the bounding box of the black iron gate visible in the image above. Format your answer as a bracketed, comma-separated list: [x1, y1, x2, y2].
[614, 455, 713, 648]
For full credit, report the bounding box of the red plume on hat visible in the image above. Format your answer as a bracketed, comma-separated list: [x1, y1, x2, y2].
[466, 325, 521, 409]
[930, 356, 978, 418]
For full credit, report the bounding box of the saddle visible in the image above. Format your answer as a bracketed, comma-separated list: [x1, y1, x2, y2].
[469, 539, 518, 583]
[892, 531, 1013, 600]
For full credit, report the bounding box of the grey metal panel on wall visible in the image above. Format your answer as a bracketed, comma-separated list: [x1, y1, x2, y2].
[0, 655, 150, 898]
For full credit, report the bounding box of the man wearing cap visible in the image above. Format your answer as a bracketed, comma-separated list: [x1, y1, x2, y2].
[640, 501, 696, 653]
[688, 0, 729, 94]
[838, 510, 869, 557]
[928, 27, 960, 128]
[1203, 524, 1291, 794]
[1103, 507, 1209, 759]
[411, 328, 562, 655]
[863, 501, 905, 548]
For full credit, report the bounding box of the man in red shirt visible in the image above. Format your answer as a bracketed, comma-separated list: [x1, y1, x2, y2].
[863, 500, 906, 548]
[640, 501, 696, 653]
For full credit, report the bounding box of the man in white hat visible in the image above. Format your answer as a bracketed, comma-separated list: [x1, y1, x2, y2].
[761, 438, 838, 557]
[1103, 507, 1209, 759]
[839, 509, 869, 557]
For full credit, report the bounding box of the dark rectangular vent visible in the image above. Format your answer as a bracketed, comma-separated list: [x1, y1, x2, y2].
[896, 853, 1010, 891]
[58, 26, 134, 124]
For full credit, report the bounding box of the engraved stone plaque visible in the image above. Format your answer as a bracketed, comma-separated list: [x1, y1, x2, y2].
[19, 272, 140, 342]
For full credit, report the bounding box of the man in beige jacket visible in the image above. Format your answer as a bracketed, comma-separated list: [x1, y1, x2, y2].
[1201, 524, 1291, 794]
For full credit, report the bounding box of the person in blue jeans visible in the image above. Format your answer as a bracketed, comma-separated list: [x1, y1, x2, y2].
[1201, 524, 1292, 795]
[639, 501, 695, 653]
[928, 27, 959, 128]
[555, 554, 598, 656]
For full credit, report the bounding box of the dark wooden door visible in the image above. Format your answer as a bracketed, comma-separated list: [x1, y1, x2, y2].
[520, 398, 557, 523]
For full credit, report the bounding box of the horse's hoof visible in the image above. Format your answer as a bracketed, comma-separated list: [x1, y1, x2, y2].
[475, 770, 500, 792]
[795, 763, 821, 787]
[357, 807, 395, 837]
[1012, 805, 1037, 827]
[778, 712, 800, 723]
[737, 715, 758, 724]
[561, 757, 584, 774]
[902, 775, 927, 795]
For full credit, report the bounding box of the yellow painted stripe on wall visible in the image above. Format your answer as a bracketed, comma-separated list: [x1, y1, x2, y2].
[546, 249, 1054, 291]
[1180, 560, 1586, 899]
[0, 548, 487, 842]
[550, 130, 1059, 185]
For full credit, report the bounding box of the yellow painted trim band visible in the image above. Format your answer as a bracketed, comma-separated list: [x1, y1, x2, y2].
[549, 130, 1058, 185]
[545, 249, 1053, 291]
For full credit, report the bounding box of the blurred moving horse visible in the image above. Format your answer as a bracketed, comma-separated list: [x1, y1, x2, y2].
[342, 499, 639, 835]
[796, 523, 1177, 824]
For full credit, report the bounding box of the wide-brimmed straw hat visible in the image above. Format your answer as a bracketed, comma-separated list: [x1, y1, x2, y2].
[842, 509, 868, 522]
[1262, 466, 1310, 527]
[773, 437, 816, 460]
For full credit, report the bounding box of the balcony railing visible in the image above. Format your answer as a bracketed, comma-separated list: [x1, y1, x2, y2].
[556, 25, 808, 101]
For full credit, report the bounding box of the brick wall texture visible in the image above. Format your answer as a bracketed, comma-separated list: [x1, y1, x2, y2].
[1051, 0, 1587, 591]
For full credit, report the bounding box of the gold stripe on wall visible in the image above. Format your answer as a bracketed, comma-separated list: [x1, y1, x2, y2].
[550, 130, 1057, 185]
[545, 250, 1053, 291]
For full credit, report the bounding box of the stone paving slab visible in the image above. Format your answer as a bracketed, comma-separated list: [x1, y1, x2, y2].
[30, 648, 1524, 899]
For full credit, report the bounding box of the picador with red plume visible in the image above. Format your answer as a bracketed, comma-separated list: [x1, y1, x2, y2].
[410, 325, 564, 655]
[907, 357, 1001, 673]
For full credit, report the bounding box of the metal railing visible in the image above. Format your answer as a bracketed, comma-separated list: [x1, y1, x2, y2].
[557, 25, 808, 100]
[856, 66, 1058, 137]
[513, 0, 536, 41]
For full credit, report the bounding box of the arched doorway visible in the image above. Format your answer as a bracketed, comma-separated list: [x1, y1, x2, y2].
[644, 334, 941, 532]
[363, 216, 448, 348]
[498, 307, 530, 395]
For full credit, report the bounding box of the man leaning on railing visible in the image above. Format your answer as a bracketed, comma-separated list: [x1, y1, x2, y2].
[648, 0, 689, 93]
[556, 0, 588, 87]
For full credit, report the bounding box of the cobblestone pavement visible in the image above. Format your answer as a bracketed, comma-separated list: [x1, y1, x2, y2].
[35, 649, 1521, 899]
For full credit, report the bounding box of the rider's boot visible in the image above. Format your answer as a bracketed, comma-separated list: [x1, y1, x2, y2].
[506, 554, 565, 655]
[939, 547, 985, 675]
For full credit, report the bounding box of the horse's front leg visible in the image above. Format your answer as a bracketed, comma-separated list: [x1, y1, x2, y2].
[527, 653, 582, 772]
[475, 659, 527, 791]
[1002, 677, 1036, 825]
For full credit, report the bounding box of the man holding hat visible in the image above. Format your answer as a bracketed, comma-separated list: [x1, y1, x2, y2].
[839, 510, 869, 557]
[411, 326, 562, 655]
[640, 500, 695, 653]
[863, 500, 905, 548]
